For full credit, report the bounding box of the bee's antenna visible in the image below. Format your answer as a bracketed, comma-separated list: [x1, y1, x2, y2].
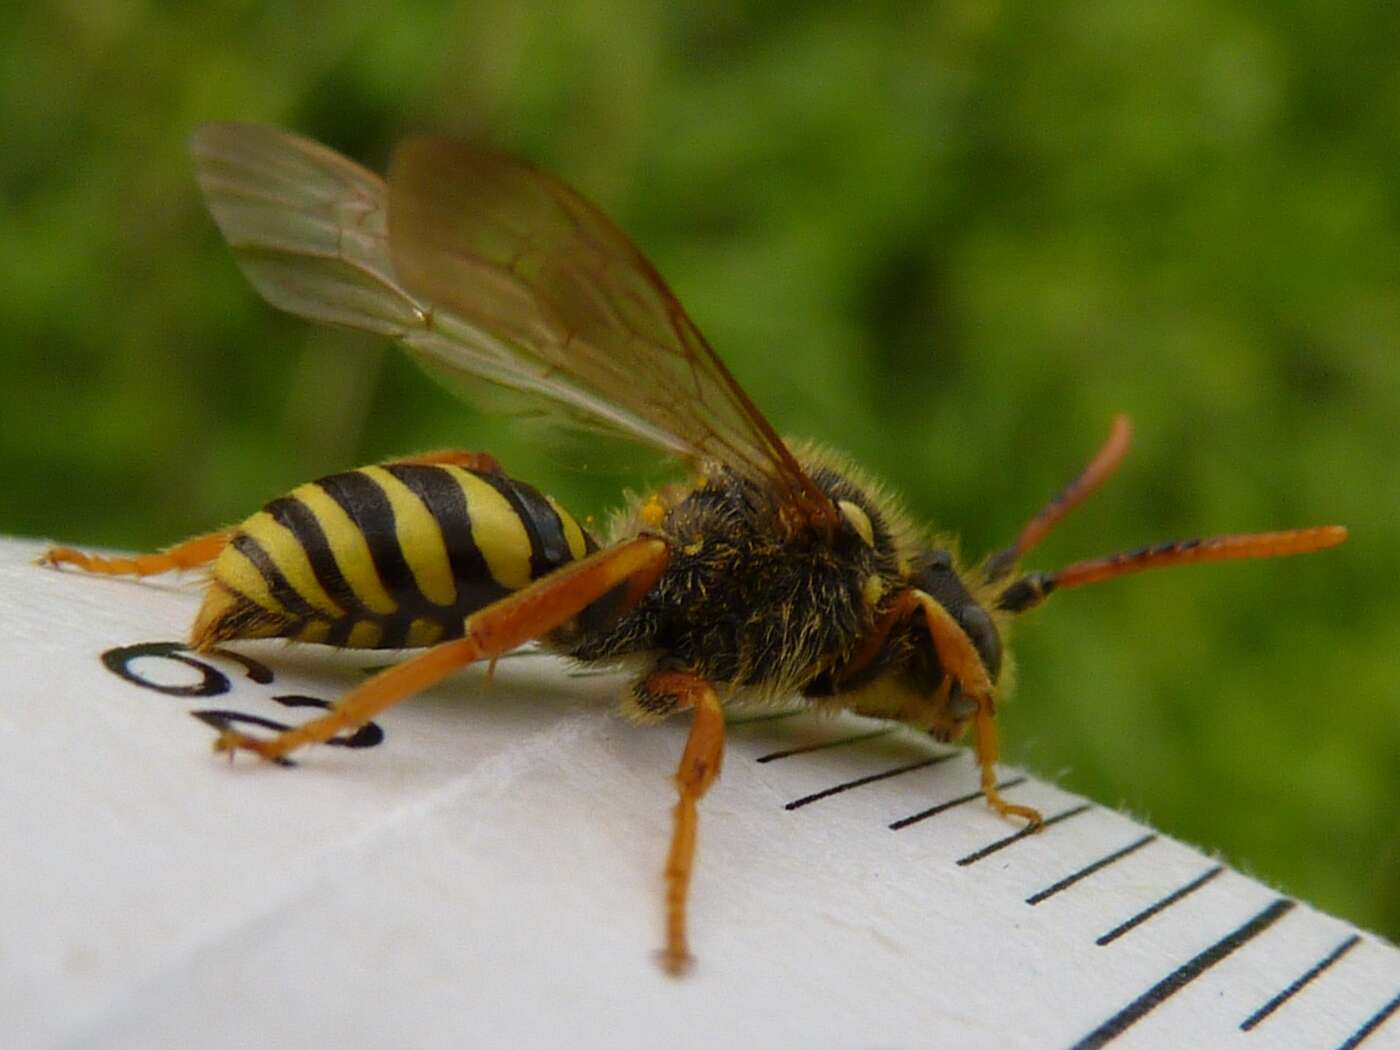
[984, 414, 1133, 582]
[995, 525, 1348, 613]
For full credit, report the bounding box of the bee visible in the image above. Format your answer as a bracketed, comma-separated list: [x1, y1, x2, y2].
[42, 124, 1347, 975]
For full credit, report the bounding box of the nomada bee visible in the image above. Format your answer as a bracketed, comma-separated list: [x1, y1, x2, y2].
[43, 124, 1347, 974]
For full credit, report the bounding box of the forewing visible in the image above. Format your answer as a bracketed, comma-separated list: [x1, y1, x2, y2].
[191, 123, 422, 337]
[190, 124, 825, 513]
[386, 138, 819, 501]
[191, 125, 683, 450]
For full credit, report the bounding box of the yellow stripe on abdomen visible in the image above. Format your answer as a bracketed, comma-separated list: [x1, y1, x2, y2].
[444, 467, 534, 589]
[238, 510, 345, 618]
[289, 480, 398, 615]
[212, 544, 291, 617]
[405, 617, 445, 647]
[547, 495, 591, 560]
[347, 621, 384, 648]
[297, 620, 332, 644]
[359, 465, 457, 608]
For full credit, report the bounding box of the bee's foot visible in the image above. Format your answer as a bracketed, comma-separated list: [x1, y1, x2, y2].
[656, 947, 695, 978]
[192, 711, 296, 766]
[36, 547, 75, 569]
[990, 797, 1043, 829]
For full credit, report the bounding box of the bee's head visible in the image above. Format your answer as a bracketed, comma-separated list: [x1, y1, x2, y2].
[802, 542, 1007, 744]
[892, 547, 1005, 741]
[911, 548, 1003, 682]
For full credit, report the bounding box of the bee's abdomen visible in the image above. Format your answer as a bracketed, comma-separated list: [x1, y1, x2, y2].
[192, 464, 593, 649]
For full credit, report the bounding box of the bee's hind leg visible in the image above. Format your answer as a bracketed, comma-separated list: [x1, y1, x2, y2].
[39, 529, 233, 578]
[204, 536, 670, 763]
[39, 452, 503, 578]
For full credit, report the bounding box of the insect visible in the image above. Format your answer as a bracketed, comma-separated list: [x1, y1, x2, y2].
[42, 123, 1347, 975]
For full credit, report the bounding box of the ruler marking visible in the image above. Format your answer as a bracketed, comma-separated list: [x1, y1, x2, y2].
[1026, 833, 1158, 906]
[756, 728, 894, 763]
[1336, 990, 1400, 1050]
[1239, 932, 1361, 1031]
[784, 753, 955, 810]
[1068, 898, 1296, 1050]
[955, 803, 1093, 866]
[889, 776, 1028, 830]
[726, 709, 804, 727]
[1096, 864, 1225, 946]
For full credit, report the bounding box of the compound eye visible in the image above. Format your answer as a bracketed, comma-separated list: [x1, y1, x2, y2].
[922, 548, 953, 571]
[958, 604, 1003, 681]
[838, 500, 875, 547]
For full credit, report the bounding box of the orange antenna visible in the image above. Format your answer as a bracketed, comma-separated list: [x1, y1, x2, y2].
[984, 414, 1133, 582]
[996, 525, 1348, 613]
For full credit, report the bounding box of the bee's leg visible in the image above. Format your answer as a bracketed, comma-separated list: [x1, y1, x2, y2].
[642, 670, 725, 976]
[830, 590, 922, 687]
[914, 592, 1043, 829]
[388, 449, 504, 472]
[39, 529, 233, 577]
[204, 536, 670, 763]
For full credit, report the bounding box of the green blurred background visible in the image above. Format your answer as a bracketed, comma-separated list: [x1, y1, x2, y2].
[4, 4, 1397, 940]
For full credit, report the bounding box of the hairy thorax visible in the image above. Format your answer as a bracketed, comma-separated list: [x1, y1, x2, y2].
[561, 451, 915, 712]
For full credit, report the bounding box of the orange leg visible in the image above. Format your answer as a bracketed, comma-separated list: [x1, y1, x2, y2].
[914, 591, 1043, 828]
[204, 536, 670, 763]
[647, 670, 726, 976]
[389, 448, 503, 472]
[831, 590, 921, 688]
[39, 529, 233, 577]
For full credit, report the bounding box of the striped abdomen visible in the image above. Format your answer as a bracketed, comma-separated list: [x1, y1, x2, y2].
[192, 463, 595, 649]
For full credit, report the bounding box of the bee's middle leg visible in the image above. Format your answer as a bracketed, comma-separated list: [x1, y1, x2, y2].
[389, 448, 503, 472]
[641, 670, 726, 976]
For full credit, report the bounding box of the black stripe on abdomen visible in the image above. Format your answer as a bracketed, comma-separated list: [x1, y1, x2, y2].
[477, 472, 572, 578]
[383, 464, 512, 621]
[228, 532, 322, 622]
[264, 495, 370, 619]
[315, 471, 436, 621]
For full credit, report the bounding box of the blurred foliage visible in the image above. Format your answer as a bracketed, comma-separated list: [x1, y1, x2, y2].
[3, 2, 1397, 941]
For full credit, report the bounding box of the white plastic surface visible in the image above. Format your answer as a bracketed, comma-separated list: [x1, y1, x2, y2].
[3, 537, 1397, 1049]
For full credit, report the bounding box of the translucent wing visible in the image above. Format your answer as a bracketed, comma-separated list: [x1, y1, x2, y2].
[191, 123, 830, 521]
[191, 123, 419, 337]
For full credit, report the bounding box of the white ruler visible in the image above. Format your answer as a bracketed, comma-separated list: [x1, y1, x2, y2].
[3, 536, 1397, 1049]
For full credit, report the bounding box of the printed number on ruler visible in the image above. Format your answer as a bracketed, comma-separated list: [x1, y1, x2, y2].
[100, 641, 384, 752]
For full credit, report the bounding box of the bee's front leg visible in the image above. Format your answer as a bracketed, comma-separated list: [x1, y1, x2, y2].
[914, 593, 1043, 829]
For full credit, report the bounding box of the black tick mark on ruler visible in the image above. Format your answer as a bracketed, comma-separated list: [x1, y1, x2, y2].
[889, 777, 1028, 831]
[1068, 898, 1295, 1050]
[1096, 864, 1224, 946]
[1335, 989, 1400, 1050]
[1026, 833, 1158, 906]
[725, 709, 803, 728]
[1239, 932, 1360, 1032]
[956, 803, 1092, 867]
[784, 754, 956, 811]
[756, 728, 894, 763]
